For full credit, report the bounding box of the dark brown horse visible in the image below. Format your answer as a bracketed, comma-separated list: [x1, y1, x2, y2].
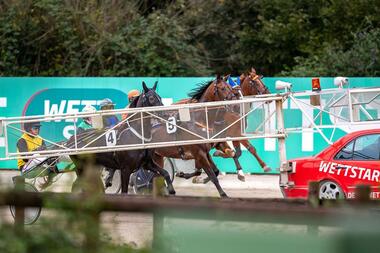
[151, 75, 239, 197]
[70, 82, 176, 195]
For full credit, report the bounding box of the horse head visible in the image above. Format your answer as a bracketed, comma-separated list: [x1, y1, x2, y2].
[131, 81, 163, 108]
[241, 68, 270, 96]
[189, 75, 238, 103]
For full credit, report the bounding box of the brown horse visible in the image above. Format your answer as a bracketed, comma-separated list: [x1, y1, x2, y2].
[151, 75, 238, 197]
[195, 68, 272, 183]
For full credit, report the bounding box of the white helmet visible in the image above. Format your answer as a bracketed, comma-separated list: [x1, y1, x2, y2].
[82, 105, 96, 113]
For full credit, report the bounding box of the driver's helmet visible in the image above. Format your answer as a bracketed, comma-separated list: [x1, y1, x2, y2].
[227, 76, 240, 88]
[82, 105, 96, 123]
[99, 98, 115, 110]
[82, 104, 96, 113]
[128, 89, 140, 101]
[24, 121, 42, 133]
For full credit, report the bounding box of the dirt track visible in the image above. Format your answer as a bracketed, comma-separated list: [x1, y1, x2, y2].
[0, 171, 282, 247]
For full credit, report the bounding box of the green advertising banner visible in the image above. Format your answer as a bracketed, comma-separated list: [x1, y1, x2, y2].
[0, 77, 379, 172]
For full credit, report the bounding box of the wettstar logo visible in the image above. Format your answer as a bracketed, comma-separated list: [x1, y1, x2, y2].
[24, 88, 128, 139]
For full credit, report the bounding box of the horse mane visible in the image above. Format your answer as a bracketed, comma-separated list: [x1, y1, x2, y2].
[188, 80, 213, 100]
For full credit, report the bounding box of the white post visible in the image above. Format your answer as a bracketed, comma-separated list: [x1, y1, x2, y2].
[3, 120, 9, 159]
[276, 100, 288, 186]
[205, 106, 209, 139]
[140, 112, 144, 144]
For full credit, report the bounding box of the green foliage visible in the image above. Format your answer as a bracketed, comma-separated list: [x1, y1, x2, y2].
[1, 0, 380, 76]
[280, 28, 380, 76]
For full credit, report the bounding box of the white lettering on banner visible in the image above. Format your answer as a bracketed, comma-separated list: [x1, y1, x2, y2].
[45, 100, 66, 121]
[44, 100, 100, 122]
[63, 125, 74, 139]
[43, 100, 101, 139]
[319, 161, 380, 182]
[65, 100, 81, 122]
[0, 97, 7, 107]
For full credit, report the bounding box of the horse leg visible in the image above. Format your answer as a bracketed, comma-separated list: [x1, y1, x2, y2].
[196, 153, 221, 184]
[151, 165, 176, 195]
[213, 142, 235, 158]
[177, 169, 202, 179]
[200, 154, 228, 198]
[151, 154, 176, 195]
[232, 141, 245, 181]
[241, 140, 271, 172]
[120, 168, 132, 194]
[104, 168, 116, 188]
[70, 156, 84, 192]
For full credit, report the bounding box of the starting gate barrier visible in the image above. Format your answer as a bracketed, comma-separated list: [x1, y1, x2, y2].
[1, 86, 379, 187]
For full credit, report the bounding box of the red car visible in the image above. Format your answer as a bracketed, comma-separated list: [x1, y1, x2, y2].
[281, 129, 380, 199]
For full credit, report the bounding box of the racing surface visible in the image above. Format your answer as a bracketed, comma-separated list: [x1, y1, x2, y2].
[0, 171, 281, 247]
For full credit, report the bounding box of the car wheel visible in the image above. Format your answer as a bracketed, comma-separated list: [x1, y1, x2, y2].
[319, 180, 345, 199]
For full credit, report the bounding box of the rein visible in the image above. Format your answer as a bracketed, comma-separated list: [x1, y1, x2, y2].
[118, 119, 153, 142]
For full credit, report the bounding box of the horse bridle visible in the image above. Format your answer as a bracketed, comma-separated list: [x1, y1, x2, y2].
[213, 80, 238, 101]
[141, 90, 163, 106]
[248, 74, 270, 95]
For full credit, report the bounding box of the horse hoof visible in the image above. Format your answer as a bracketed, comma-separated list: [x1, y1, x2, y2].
[220, 193, 229, 198]
[213, 150, 223, 157]
[192, 176, 202, 184]
[225, 149, 235, 158]
[237, 170, 245, 182]
[192, 176, 209, 184]
[263, 166, 271, 173]
[237, 174, 245, 182]
[202, 177, 211, 184]
[176, 172, 185, 178]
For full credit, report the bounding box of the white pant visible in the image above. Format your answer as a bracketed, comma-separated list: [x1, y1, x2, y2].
[22, 156, 49, 174]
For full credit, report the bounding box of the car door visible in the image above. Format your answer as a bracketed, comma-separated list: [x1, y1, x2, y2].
[333, 133, 380, 198]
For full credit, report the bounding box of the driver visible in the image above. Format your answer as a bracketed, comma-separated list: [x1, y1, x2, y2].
[17, 122, 56, 189]
[99, 98, 119, 128]
[77, 104, 97, 134]
[121, 89, 140, 121]
[17, 122, 46, 171]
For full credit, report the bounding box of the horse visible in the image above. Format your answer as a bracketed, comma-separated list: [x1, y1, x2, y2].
[210, 68, 272, 181]
[69, 81, 176, 195]
[150, 75, 239, 197]
[182, 68, 271, 184]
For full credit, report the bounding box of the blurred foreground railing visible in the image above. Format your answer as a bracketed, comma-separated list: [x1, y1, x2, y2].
[1, 177, 380, 252]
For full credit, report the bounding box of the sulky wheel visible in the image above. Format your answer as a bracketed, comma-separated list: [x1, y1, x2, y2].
[9, 182, 42, 225]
